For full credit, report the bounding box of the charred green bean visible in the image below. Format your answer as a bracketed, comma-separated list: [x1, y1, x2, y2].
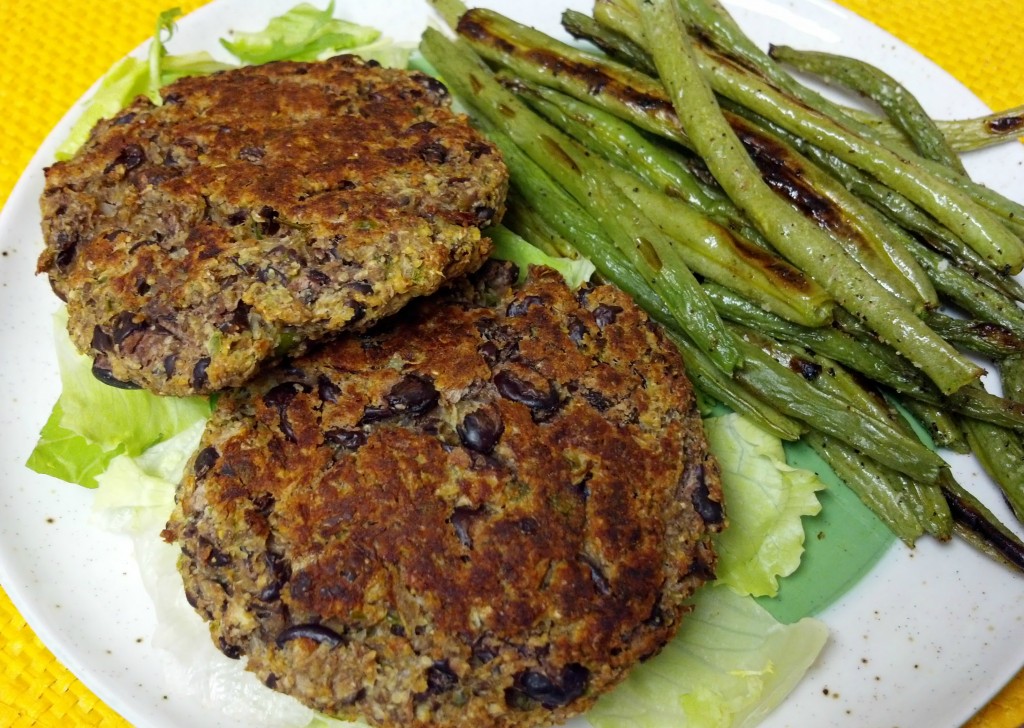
[561, 8, 656, 76]
[421, 28, 740, 370]
[636, 0, 980, 393]
[962, 418, 1024, 523]
[941, 473, 1024, 572]
[923, 312, 1024, 360]
[804, 432, 926, 546]
[730, 329, 946, 481]
[768, 44, 965, 173]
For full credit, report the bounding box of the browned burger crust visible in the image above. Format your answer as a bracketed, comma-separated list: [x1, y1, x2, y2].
[163, 262, 724, 727]
[38, 55, 507, 396]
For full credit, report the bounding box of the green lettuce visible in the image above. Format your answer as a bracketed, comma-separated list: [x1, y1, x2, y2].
[148, 9, 235, 88]
[341, 38, 415, 70]
[219, 1, 383, 64]
[705, 413, 825, 597]
[490, 225, 596, 289]
[589, 585, 828, 728]
[25, 401, 121, 489]
[57, 3, 412, 161]
[56, 9, 232, 160]
[26, 312, 210, 488]
[55, 57, 151, 161]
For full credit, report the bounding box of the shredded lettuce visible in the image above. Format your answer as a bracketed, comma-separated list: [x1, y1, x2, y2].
[705, 413, 826, 598]
[588, 585, 828, 728]
[220, 1, 384, 65]
[26, 311, 210, 488]
[490, 225, 596, 289]
[148, 6, 235, 82]
[91, 420, 204, 532]
[148, 9, 183, 94]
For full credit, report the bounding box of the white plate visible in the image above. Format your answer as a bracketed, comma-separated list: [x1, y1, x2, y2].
[0, 1, 1022, 727]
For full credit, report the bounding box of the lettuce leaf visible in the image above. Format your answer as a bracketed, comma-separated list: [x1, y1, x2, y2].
[588, 585, 828, 728]
[219, 1, 382, 64]
[705, 413, 825, 598]
[490, 225, 596, 289]
[91, 420, 204, 532]
[57, 3, 409, 161]
[91, 427, 366, 728]
[56, 9, 232, 160]
[26, 311, 211, 488]
[25, 401, 122, 489]
[158, 49, 235, 86]
[55, 57, 151, 161]
[341, 38, 414, 70]
[149, 6, 236, 83]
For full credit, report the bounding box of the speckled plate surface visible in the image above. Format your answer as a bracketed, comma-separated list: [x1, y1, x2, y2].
[0, 1, 1021, 727]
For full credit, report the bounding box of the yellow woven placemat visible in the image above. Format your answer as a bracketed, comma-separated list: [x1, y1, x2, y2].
[0, 0, 1022, 726]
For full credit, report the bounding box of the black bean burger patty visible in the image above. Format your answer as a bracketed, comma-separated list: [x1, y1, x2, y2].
[163, 261, 725, 728]
[38, 54, 507, 396]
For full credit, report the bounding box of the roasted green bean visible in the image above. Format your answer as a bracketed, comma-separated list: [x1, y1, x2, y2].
[768, 44, 965, 173]
[421, 28, 740, 370]
[729, 329, 946, 482]
[804, 432, 926, 546]
[603, 0, 1024, 273]
[635, 0, 981, 393]
[906, 235, 1024, 337]
[1002, 356, 1024, 403]
[962, 418, 1024, 522]
[911, 107, 1024, 152]
[667, 330, 806, 441]
[897, 398, 969, 454]
[923, 312, 1024, 360]
[561, 8, 656, 76]
[941, 473, 1024, 572]
[702, 283, 925, 392]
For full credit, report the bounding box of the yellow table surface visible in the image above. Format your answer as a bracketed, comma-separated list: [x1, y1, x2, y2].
[0, 0, 1022, 726]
